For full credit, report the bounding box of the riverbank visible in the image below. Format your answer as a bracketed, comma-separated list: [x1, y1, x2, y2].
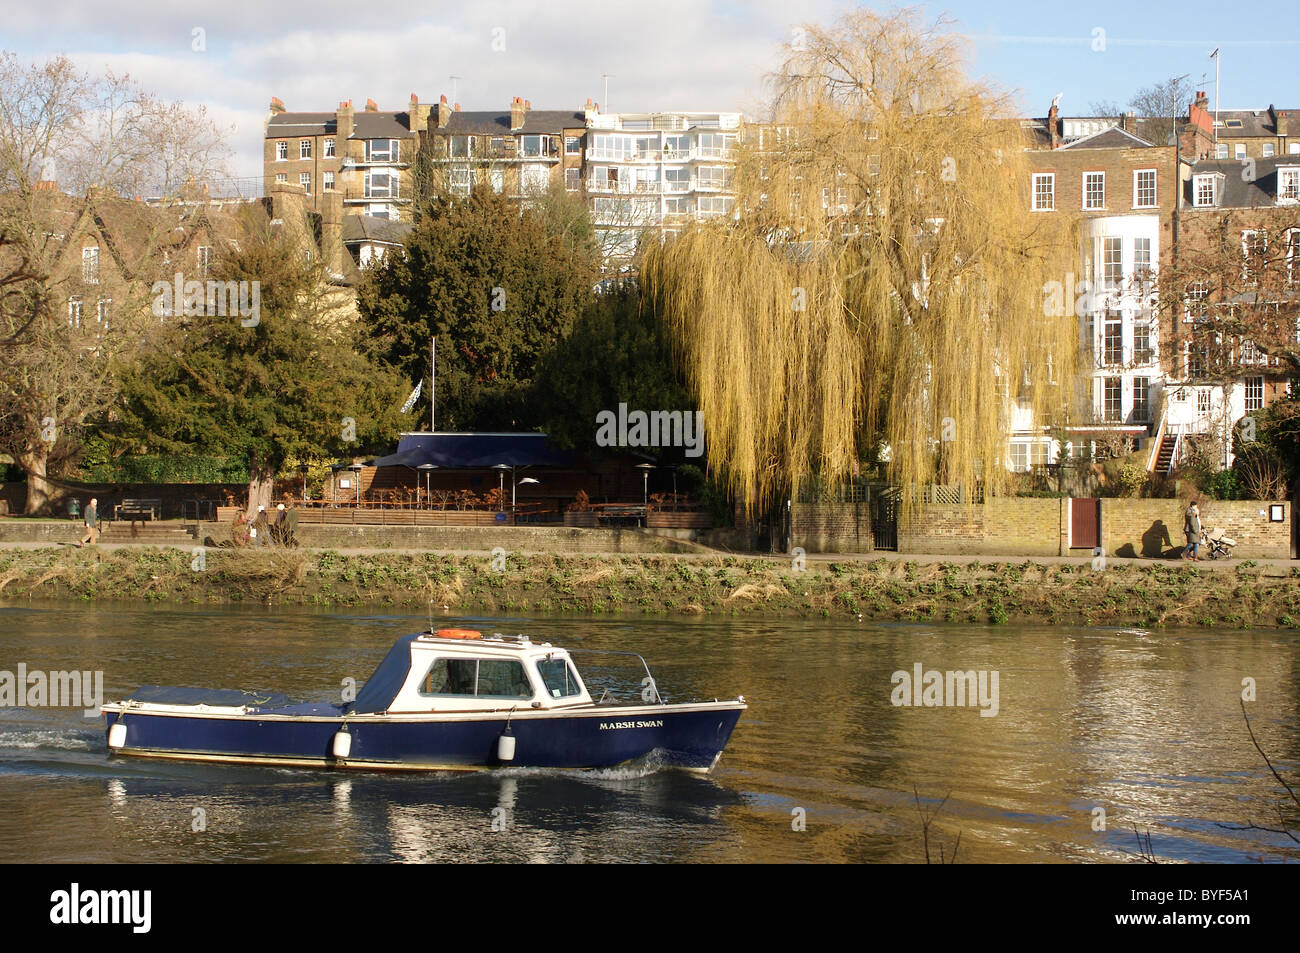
[2, 545, 1298, 628]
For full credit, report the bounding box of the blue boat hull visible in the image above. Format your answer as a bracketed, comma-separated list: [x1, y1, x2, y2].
[103, 703, 744, 772]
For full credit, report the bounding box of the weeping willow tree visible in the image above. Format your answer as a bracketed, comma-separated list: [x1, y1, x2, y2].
[642, 7, 1080, 519]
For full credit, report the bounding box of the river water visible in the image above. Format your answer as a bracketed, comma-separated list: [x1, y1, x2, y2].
[0, 602, 1296, 863]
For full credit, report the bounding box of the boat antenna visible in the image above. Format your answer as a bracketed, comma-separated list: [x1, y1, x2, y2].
[428, 598, 434, 633]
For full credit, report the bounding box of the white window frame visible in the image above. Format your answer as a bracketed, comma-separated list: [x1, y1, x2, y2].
[82, 246, 100, 284]
[1193, 174, 1217, 208]
[324, 138, 335, 158]
[1234, 143, 1246, 160]
[1245, 376, 1264, 411]
[299, 172, 312, 195]
[197, 245, 212, 278]
[276, 140, 287, 161]
[300, 139, 311, 160]
[1133, 169, 1157, 209]
[68, 295, 82, 327]
[275, 172, 287, 184]
[1262, 143, 1275, 158]
[1083, 171, 1105, 210]
[1277, 167, 1300, 205]
[1032, 172, 1054, 211]
[323, 171, 335, 191]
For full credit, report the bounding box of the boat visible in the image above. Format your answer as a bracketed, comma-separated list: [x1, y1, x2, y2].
[101, 629, 746, 772]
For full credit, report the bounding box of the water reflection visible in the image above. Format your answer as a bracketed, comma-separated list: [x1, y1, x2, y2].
[0, 603, 1296, 863]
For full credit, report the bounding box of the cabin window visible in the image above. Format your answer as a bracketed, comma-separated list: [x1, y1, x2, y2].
[536, 658, 582, 698]
[420, 658, 532, 699]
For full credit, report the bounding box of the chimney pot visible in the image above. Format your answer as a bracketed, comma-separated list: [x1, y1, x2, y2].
[365, 98, 378, 112]
[454, 103, 461, 111]
[441, 94, 448, 104]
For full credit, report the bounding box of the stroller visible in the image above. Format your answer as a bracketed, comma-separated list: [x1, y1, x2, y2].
[1204, 528, 1237, 560]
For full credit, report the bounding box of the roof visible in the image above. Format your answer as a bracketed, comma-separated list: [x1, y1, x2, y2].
[1059, 125, 1156, 150]
[342, 214, 413, 246]
[353, 112, 413, 139]
[1183, 157, 1300, 208]
[372, 432, 576, 469]
[428, 110, 587, 136]
[1214, 109, 1296, 138]
[267, 113, 338, 136]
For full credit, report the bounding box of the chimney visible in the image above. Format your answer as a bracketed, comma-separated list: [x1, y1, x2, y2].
[409, 93, 431, 134]
[365, 98, 378, 112]
[454, 103, 461, 112]
[1047, 99, 1060, 150]
[510, 96, 527, 131]
[584, 98, 599, 122]
[269, 96, 286, 115]
[337, 100, 355, 142]
[34, 179, 58, 192]
[1273, 106, 1288, 139]
[435, 94, 452, 129]
[1120, 111, 1136, 134]
[320, 190, 344, 276]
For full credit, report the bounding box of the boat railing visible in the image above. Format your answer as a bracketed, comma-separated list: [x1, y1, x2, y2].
[564, 648, 664, 704]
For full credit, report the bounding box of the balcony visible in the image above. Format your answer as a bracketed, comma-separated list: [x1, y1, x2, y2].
[343, 188, 410, 204]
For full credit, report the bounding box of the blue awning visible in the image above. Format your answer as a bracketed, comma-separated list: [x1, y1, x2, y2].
[371, 432, 575, 470]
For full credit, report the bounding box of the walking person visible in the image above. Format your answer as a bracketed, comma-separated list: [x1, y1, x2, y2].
[78, 498, 99, 547]
[1183, 501, 1202, 561]
[251, 505, 269, 547]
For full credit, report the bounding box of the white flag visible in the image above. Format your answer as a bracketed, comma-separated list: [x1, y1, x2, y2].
[400, 379, 423, 414]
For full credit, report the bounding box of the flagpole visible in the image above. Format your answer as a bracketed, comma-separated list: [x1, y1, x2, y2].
[431, 336, 436, 432]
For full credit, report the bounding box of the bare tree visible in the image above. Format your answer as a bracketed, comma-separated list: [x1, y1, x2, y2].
[0, 52, 232, 513]
[1127, 76, 1195, 146]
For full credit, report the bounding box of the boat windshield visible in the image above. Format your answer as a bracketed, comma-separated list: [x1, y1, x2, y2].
[536, 658, 582, 699]
[420, 658, 533, 699]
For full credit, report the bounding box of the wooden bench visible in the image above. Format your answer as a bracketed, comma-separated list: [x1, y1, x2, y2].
[115, 499, 162, 521]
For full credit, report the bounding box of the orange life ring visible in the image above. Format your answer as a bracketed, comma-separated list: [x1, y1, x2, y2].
[435, 628, 482, 640]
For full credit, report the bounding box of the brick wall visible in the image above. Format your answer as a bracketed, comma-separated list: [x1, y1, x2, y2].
[790, 502, 872, 553]
[898, 498, 1063, 556]
[1106, 499, 1291, 558]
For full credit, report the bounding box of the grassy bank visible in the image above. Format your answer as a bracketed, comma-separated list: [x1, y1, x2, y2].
[2, 545, 1300, 629]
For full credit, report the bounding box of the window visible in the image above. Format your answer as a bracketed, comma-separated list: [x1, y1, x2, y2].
[449, 168, 472, 195]
[1187, 344, 1206, 378]
[1234, 143, 1246, 160]
[488, 137, 506, 156]
[698, 166, 731, 190]
[1197, 389, 1211, 416]
[324, 138, 335, 158]
[82, 246, 99, 284]
[299, 172, 311, 195]
[521, 165, 549, 193]
[536, 658, 582, 699]
[197, 245, 212, 277]
[697, 133, 735, 158]
[365, 139, 398, 162]
[664, 167, 689, 192]
[1102, 236, 1123, 289]
[323, 171, 334, 191]
[1287, 229, 1300, 288]
[1103, 311, 1123, 365]
[449, 136, 472, 159]
[1010, 442, 1029, 473]
[1193, 174, 1217, 207]
[520, 135, 546, 158]
[1186, 281, 1209, 321]
[564, 167, 579, 191]
[1133, 169, 1156, 208]
[1242, 229, 1267, 286]
[868, 154, 881, 176]
[300, 139, 311, 159]
[1032, 173, 1054, 211]
[96, 298, 110, 325]
[1246, 376, 1264, 411]
[1084, 171, 1105, 209]
[565, 136, 581, 156]
[1133, 378, 1150, 421]
[1134, 237, 1152, 289]
[1134, 320, 1152, 364]
[1240, 339, 1258, 365]
[1278, 167, 1300, 204]
[1292, 143, 1300, 156]
[1104, 378, 1122, 421]
[421, 658, 532, 699]
[275, 172, 287, 184]
[68, 295, 82, 327]
[1263, 143, 1275, 158]
[489, 168, 504, 193]
[366, 171, 395, 198]
[1215, 143, 1229, 159]
[275, 140, 287, 161]
[698, 196, 734, 216]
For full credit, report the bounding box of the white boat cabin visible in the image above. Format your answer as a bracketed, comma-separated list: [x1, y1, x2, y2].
[382, 630, 594, 714]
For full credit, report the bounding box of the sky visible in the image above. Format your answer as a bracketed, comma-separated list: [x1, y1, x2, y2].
[3, 0, 1296, 180]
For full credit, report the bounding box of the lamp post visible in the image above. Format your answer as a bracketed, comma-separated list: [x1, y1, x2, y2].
[636, 463, 654, 526]
[417, 464, 437, 508]
[349, 463, 363, 507]
[493, 464, 510, 512]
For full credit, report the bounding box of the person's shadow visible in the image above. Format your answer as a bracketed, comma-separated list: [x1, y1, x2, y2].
[1141, 520, 1176, 558]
